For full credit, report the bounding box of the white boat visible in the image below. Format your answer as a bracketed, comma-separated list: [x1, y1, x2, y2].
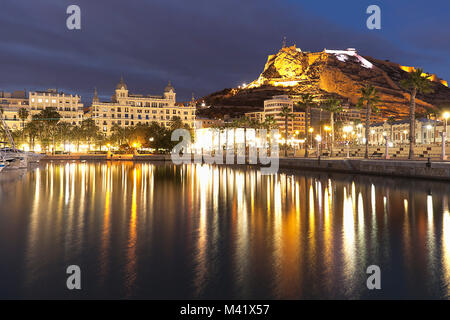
[0, 162, 5, 172]
[0, 147, 43, 163]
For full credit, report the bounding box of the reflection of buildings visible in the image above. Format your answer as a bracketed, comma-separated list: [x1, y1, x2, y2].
[245, 95, 305, 137]
[88, 78, 196, 134]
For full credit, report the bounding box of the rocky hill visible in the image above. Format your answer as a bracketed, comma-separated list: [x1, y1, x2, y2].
[202, 46, 450, 119]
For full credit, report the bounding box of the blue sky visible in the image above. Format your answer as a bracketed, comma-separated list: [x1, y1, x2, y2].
[0, 0, 449, 103]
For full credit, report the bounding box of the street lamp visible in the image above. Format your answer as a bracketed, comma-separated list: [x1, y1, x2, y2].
[426, 124, 432, 144]
[315, 135, 322, 156]
[343, 125, 353, 157]
[308, 127, 314, 149]
[323, 125, 331, 149]
[383, 132, 390, 159]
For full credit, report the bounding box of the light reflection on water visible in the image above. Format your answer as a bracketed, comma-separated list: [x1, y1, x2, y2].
[0, 161, 449, 299]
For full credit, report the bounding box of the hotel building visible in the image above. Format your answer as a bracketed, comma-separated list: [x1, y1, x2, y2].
[0, 90, 29, 131]
[1, 89, 84, 130]
[89, 78, 196, 135]
[29, 89, 84, 125]
[245, 95, 305, 137]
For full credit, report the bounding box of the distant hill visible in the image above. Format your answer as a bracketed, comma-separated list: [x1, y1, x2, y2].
[201, 46, 450, 119]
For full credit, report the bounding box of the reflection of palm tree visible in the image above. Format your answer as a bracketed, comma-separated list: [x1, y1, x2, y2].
[400, 68, 434, 159]
[357, 85, 380, 159]
[323, 98, 342, 156]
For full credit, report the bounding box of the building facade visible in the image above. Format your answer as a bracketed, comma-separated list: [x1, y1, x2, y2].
[89, 78, 196, 135]
[1, 89, 84, 131]
[0, 90, 29, 131]
[362, 118, 446, 145]
[245, 95, 305, 137]
[29, 89, 84, 125]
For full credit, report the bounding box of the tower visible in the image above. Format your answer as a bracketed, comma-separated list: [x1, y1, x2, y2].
[164, 81, 176, 105]
[115, 76, 128, 104]
[92, 87, 99, 103]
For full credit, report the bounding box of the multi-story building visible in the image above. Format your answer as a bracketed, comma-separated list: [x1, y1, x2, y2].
[195, 117, 224, 129]
[1, 89, 84, 131]
[89, 78, 196, 135]
[0, 90, 29, 131]
[245, 95, 305, 137]
[29, 89, 84, 125]
[364, 118, 446, 145]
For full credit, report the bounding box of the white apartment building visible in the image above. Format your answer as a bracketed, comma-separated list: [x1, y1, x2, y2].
[28, 89, 84, 125]
[0, 90, 29, 131]
[89, 78, 196, 135]
[245, 95, 305, 137]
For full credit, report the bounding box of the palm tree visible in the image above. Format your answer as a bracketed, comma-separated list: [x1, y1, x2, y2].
[296, 94, 316, 157]
[169, 116, 184, 131]
[400, 68, 434, 159]
[238, 117, 251, 154]
[34, 108, 61, 153]
[230, 118, 241, 154]
[70, 125, 83, 152]
[279, 106, 294, 157]
[17, 108, 29, 149]
[248, 118, 262, 152]
[262, 115, 277, 150]
[80, 118, 100, 151]
[387, 116, 396, 141]
[357, 85, 380, 159]
[323, 98, 342, 156]
[24, 121, 39, 151]
[56, 122, 72, 151]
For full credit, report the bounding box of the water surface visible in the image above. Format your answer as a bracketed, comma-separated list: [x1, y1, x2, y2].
[0, 161, 449, 299]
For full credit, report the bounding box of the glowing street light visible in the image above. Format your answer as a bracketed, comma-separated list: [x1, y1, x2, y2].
[315, 135, 322, 156]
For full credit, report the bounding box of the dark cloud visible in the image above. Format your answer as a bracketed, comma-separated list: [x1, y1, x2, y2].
[0, 0, 448, 104]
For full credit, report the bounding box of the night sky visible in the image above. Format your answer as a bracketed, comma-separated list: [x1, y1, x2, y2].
[1, 0, 449, 104]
